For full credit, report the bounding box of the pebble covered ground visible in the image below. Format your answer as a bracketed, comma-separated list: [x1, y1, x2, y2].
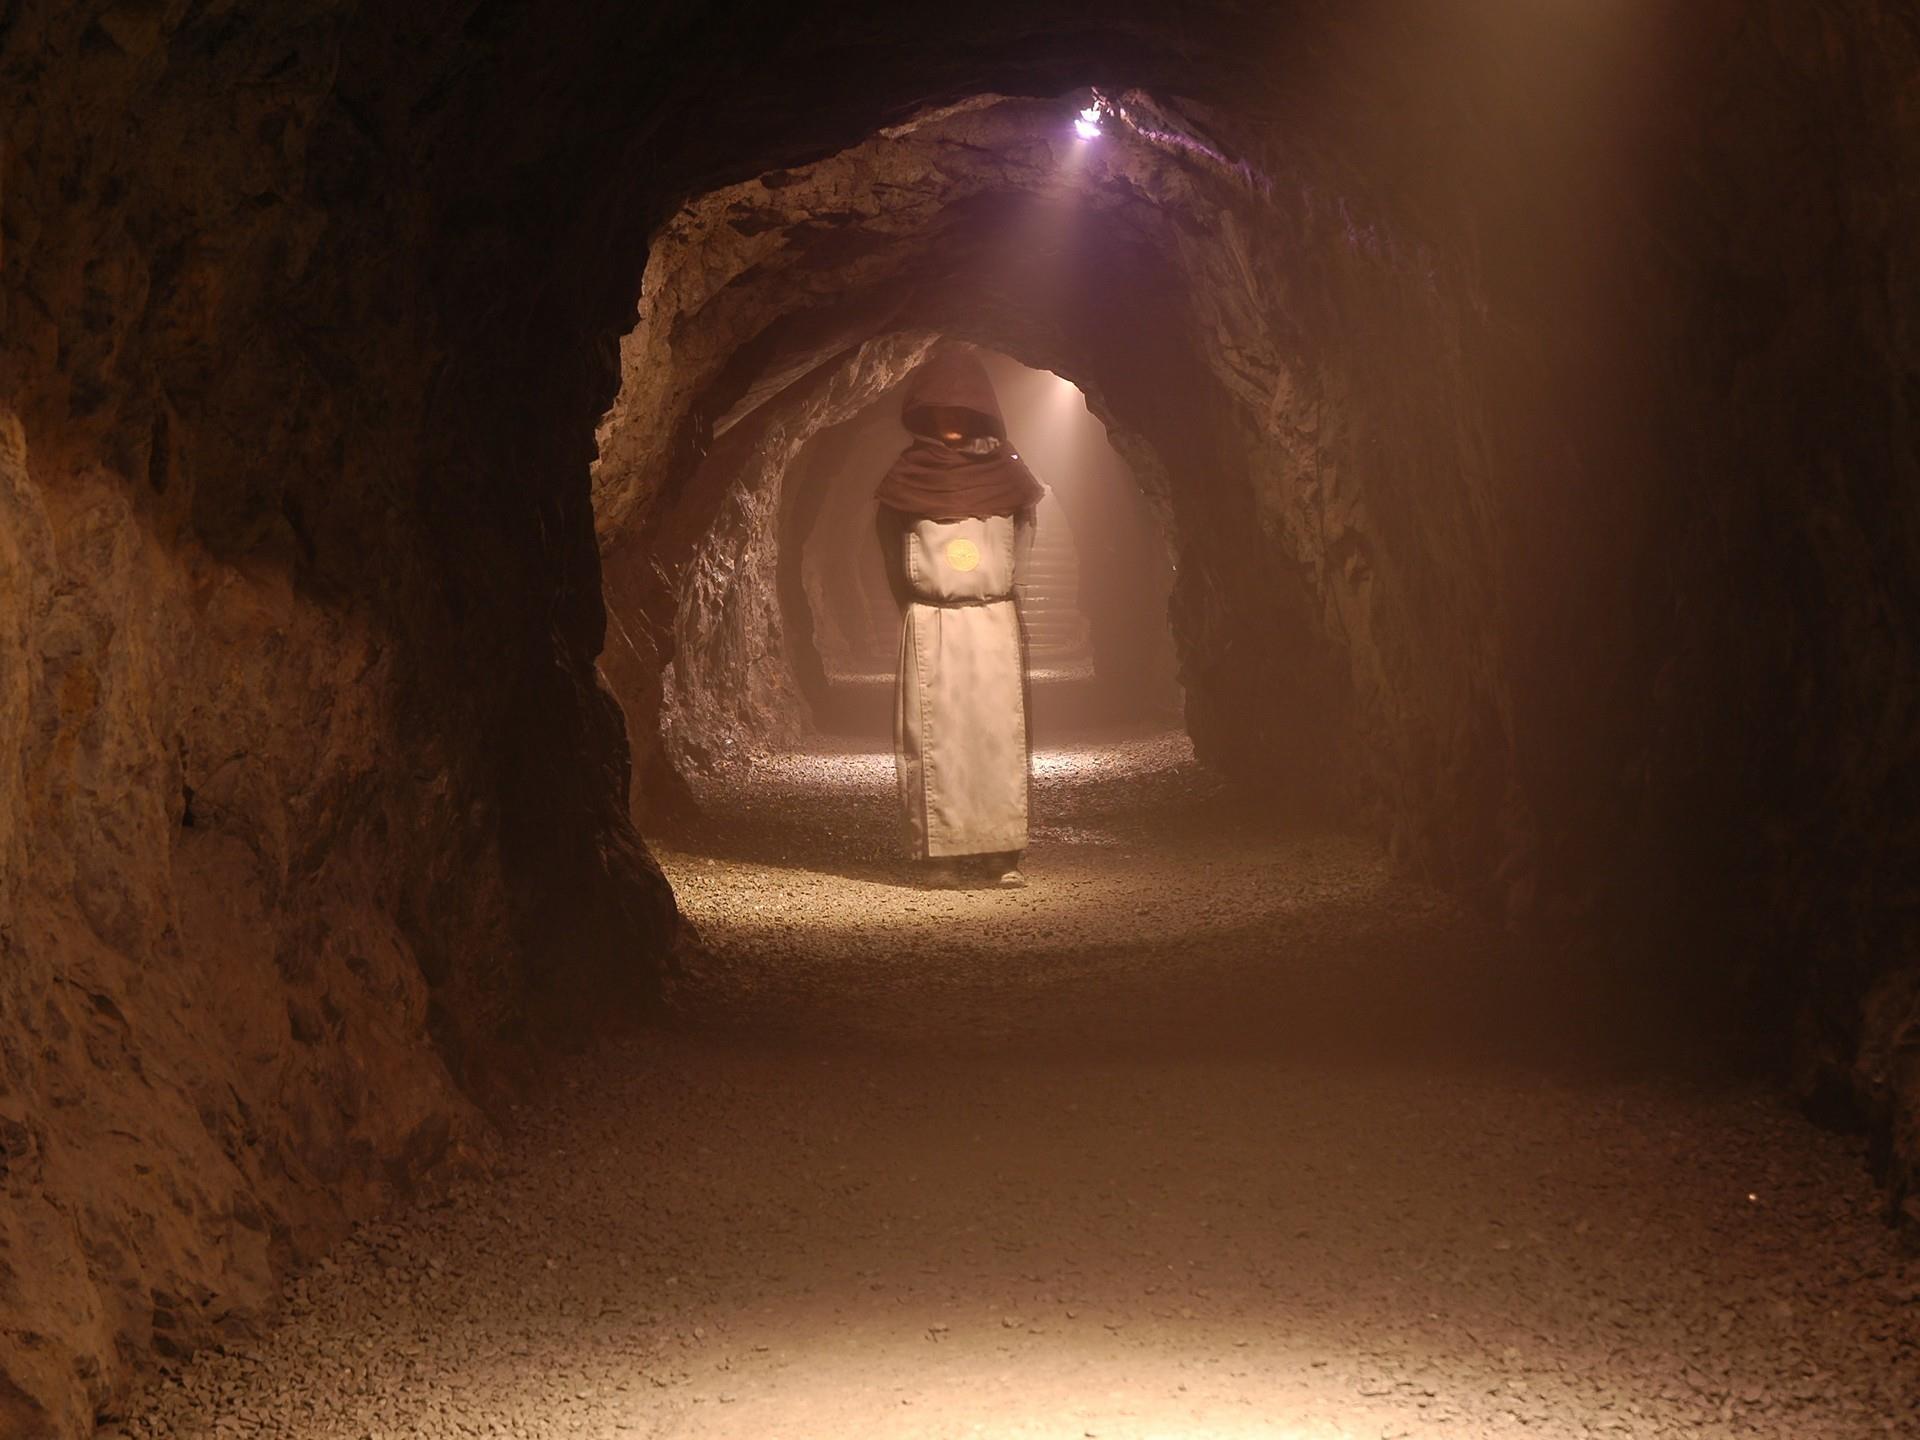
[113, 728, 1919, 1439]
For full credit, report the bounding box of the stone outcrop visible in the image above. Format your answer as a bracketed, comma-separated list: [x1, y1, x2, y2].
[624, 334, 936, 780]
[2, 1, 1917, 1433]
[0, 404, 499, 1435]
[2, 5, 678, 1433]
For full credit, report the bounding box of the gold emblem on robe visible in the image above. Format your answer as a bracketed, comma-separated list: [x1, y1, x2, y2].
[946, 537, 981, 572]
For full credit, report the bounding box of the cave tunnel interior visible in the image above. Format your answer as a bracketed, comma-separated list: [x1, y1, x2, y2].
[674, 343, 1180, 757]
[2, 3, 1918, 1437]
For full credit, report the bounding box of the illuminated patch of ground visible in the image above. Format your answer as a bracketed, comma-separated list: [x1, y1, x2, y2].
[117, 729, 1917, 1439]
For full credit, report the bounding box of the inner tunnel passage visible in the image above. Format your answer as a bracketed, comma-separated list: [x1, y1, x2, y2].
[119, 730, 1917, 1439]
[781, 351, 1180, 740]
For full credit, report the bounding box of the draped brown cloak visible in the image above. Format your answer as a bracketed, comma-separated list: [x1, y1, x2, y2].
[874, 348, 1046, 520]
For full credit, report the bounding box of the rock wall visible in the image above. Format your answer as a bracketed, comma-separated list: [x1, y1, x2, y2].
[782, 403, 925, 688]
[0, 411, 495, 1433]
[612, 338, 1181, 776]
[652, 336, 935, 778]
[588, 82, 1515, 836]
[1, 4, 678, 1432]
[1640, 1, 1920, 1221]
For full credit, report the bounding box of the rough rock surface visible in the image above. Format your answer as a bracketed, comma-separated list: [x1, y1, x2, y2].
[114, 731, 1919, 1439]
[603, 334, 938, 787]
[2, 5, 680, 1432]
[0, 409, 498, 1437]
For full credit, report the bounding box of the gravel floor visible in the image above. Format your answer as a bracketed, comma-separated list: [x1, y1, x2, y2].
[115, 728, 1919, 1439]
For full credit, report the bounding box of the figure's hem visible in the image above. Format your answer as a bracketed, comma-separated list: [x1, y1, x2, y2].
[921, 831, 1028, 859]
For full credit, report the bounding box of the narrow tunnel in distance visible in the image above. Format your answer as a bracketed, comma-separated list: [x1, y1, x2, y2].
[780, 350, 1178, 745]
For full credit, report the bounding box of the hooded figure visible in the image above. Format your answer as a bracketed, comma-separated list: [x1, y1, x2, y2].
[875, 348, 1045, 888]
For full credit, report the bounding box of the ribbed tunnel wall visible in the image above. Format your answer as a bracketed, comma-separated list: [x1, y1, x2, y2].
[2, 3, 1916, 1431]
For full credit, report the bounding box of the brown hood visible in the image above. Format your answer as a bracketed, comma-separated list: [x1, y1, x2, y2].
[899, 348, 1008, 440]
[875, 349, 1045, 520]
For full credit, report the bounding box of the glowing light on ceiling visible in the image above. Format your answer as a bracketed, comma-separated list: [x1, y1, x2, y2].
[1073, 105, 1102, 140]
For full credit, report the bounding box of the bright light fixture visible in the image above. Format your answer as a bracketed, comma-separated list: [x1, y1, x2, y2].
[1074, 105, 1102, 140]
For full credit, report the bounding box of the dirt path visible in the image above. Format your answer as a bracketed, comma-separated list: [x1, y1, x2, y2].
[117, 730, 1918, 1439]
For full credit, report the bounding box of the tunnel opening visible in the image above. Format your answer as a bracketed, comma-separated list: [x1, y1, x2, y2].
[591, 87, 1357, 829]
[777, 348, 1180, 744]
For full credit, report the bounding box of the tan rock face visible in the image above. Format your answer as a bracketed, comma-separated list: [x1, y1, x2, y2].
[0, 410, 499, 1433]
[2, 4, 677, 1432]
[3, 1, 1919, 1433]
[607, 333, 937, 786]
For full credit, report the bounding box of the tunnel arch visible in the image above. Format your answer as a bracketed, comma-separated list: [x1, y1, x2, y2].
[590, 90, 1386, 828]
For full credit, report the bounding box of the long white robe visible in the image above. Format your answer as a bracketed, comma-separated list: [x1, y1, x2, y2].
[892, 511, 1032, 858]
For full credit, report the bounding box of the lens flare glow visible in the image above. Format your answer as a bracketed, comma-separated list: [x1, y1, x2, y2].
[1073, 105, 1102, 140]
